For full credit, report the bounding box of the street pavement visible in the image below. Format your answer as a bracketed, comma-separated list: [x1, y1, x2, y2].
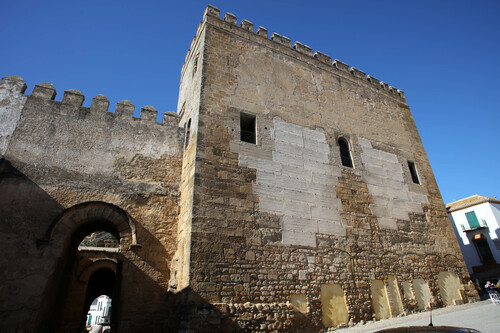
[336, 299, 500, 333]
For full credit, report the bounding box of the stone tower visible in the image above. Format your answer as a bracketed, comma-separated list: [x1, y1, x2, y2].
[169, 4, 477, 330]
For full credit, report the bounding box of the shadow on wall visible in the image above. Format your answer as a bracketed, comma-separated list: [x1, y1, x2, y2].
[0, 157, 65, 332]
[132, 218, 171, 279]
[0, 157, 65, 239]
[0, 157, 475, 332]
[163, 289, 321, 332]
[46, 218, 244, 332]
[0, 157, 244, 332]
[462, 233, 498, 271]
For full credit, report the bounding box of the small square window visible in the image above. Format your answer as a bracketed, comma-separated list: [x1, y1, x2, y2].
[408, 161, 420, 184]
[240, 113, 256, 144]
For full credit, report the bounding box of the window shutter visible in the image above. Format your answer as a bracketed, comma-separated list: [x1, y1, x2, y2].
[465, 211, 480, 229]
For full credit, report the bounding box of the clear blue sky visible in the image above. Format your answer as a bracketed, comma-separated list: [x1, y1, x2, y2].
[1, 0, 498, 204]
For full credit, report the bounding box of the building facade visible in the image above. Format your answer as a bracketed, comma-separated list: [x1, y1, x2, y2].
[87, 295, 112, 328]
[0, 5, 477, 332]
[447, 195, 500, 283]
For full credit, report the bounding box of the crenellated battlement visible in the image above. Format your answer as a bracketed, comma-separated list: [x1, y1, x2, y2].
[0, 76, 180, 124]
[197, 5, 405, 100]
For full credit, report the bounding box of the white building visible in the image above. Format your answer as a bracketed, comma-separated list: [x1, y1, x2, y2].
[446, 195, 500, 283]
[86, 295, 112, 328]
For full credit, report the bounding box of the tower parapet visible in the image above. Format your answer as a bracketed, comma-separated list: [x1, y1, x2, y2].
[1, 76, 27, 94]
[293, 41, 313, 56]
[190, 5, 406, 100]
[270, 33, 291, 47]
[32, 82, 56, 100]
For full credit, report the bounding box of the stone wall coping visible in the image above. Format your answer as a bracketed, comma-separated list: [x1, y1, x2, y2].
[0, 76, 178, 124]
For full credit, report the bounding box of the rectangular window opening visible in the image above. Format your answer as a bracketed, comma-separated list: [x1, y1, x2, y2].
[240, 113, 256, 144]
[408, 161, 420, 184]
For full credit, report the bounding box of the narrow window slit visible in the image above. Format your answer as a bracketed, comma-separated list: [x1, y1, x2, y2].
[338, 138, 353, 168]
[408, 161, 420, 184]
[185, 118, 192, 148]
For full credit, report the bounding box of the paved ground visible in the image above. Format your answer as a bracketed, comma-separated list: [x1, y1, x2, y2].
[336, 299, 500, 333]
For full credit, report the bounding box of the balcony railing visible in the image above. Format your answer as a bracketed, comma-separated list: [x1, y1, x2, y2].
[461, 219, 488, 232]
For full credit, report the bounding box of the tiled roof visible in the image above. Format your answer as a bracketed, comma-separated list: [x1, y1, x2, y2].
[446, 194, 500, 212]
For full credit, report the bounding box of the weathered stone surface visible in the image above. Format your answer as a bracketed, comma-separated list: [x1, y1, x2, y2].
[0, 79, 183, 331]
[234, 117, 344, 247]
[0, 76, 28, 155]
[0, 4, 476, 333]
[172, 5, 475, 332]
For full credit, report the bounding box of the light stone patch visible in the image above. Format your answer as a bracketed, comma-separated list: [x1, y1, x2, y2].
[414, 279, 432, 310]
[437, 271, 463, 306]
[359, 138, 428, 229]
[237, 117, 344, 246]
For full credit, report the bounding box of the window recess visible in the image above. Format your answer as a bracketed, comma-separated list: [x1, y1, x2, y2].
[408, 161, 420, 184]
[240, 113, 256, 144]
[338, 138, 353, 168]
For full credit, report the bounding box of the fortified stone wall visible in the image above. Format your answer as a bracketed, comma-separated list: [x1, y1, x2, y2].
[174, 6, 478, 331]
[0, 76, 183, 331]
[0, 5, 479, 332]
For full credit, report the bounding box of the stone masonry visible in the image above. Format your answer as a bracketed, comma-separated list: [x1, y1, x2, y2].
[0, 5, 478, 332]
[169, 5, 478, 331]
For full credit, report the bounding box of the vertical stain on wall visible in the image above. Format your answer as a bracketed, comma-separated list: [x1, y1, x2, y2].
[371, 279, 390, 320]
[437, 272, 463, 306]
[320, 284, 349, 327]
[413, 279, 432, 310]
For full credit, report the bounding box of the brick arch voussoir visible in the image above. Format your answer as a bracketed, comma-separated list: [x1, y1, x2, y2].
[43, 201, 138, 251]
[77, 259, 118, 283]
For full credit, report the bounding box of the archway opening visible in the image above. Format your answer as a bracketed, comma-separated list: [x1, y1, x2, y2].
[58, 226, 121, 332]
[79, 231, 120, 249]
[81, 268, 115, 331]
[41, 202, 135, 332]
[75, 228, 120, 332]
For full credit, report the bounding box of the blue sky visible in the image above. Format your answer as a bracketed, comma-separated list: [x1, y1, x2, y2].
[1, 0, 498, 204]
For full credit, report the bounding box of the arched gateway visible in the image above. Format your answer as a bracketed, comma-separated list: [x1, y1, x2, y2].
[36, 201, 138, 332]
